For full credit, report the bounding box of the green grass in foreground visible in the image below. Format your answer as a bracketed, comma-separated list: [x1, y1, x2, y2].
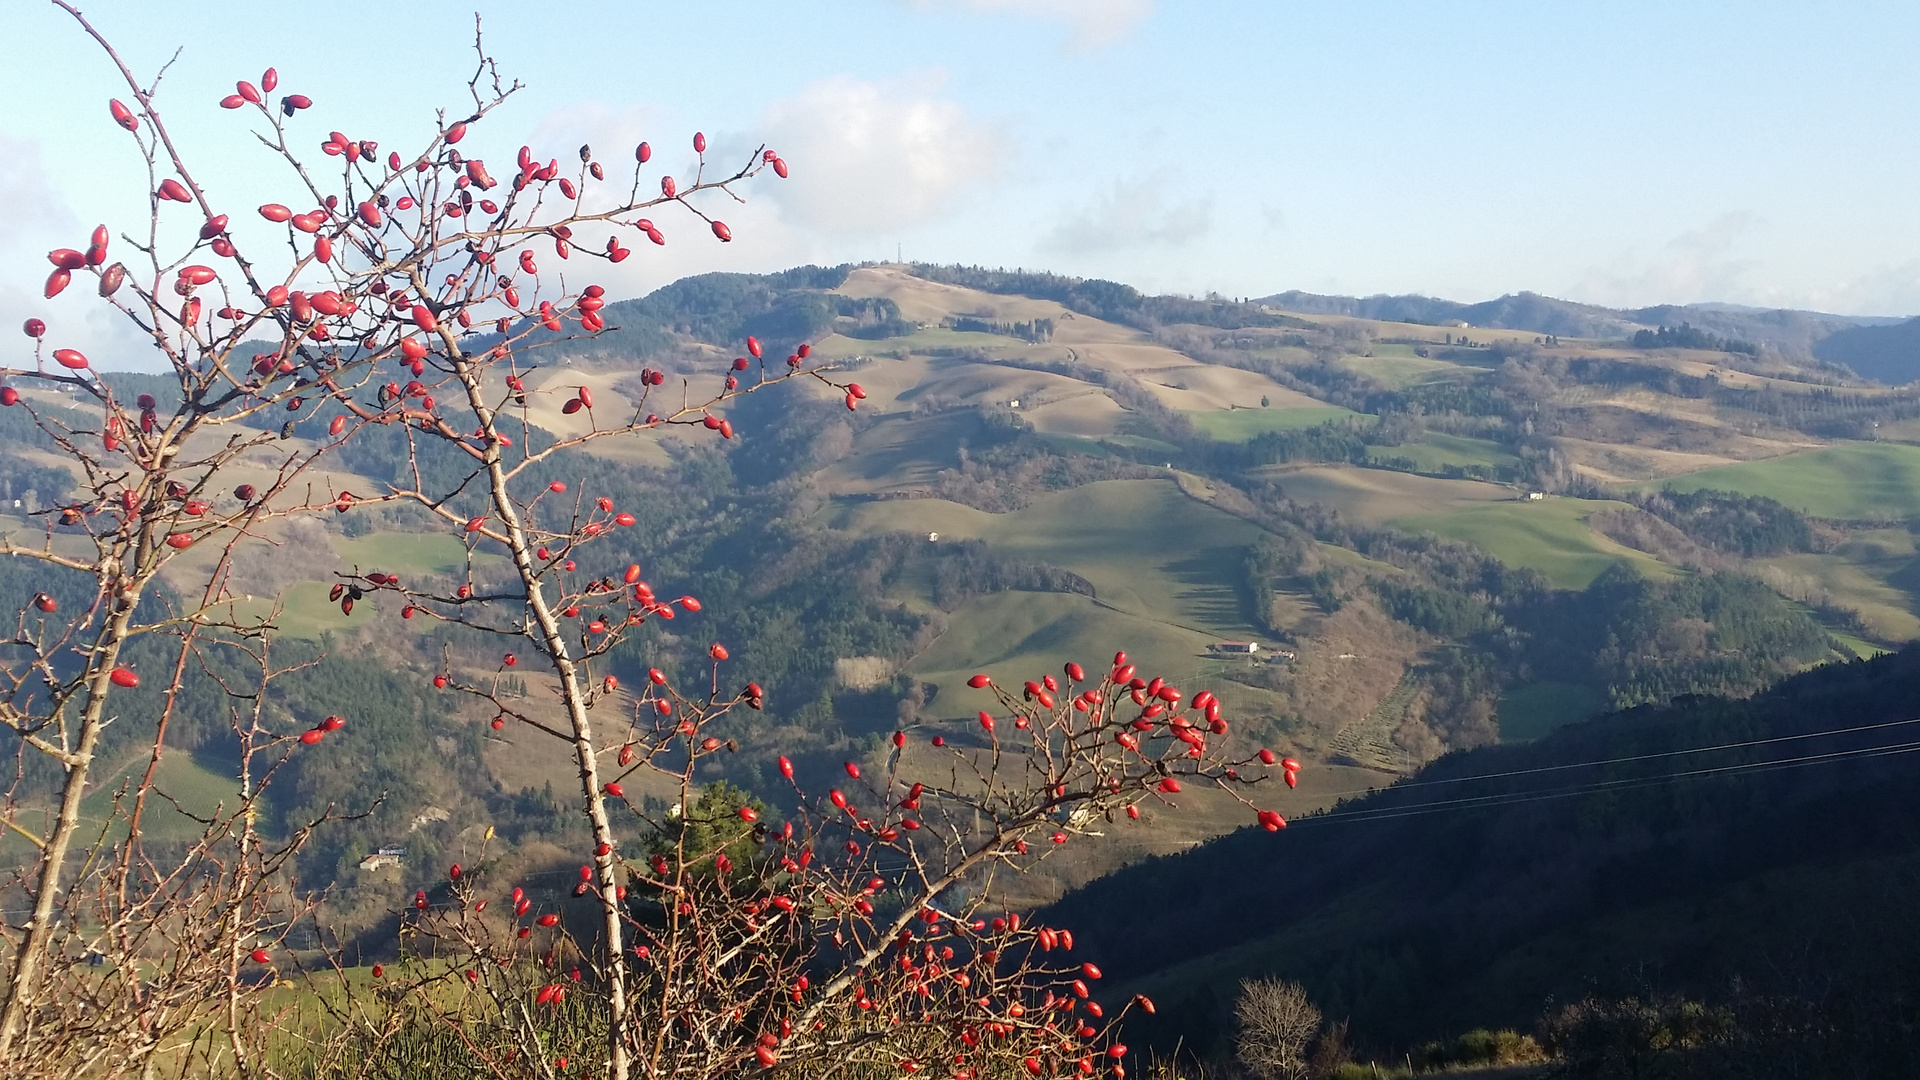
[1650, 441, 1920, 520]
[1391, 498, 1674, 590]
[1183, 405, 1363, 441]
[1497, 681, 1607, 742]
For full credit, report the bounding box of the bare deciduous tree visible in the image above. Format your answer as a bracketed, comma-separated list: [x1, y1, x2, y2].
[1235, 977, 1322, 1080]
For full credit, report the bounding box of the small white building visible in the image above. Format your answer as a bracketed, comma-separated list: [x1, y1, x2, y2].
[1209, 641, 1260, 655]
[358, 845, 408, 872]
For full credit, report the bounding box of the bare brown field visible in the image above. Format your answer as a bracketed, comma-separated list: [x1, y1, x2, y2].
[479, 675, 688, 806]
[836, 265, 1073, 325]
[1132, 362, 1322, 412]
[1020, 390, 1128, 437]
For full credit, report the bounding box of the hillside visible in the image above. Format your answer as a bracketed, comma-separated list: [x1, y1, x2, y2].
[1043, 645, 1920, 1071]
[15, 260, 1920, 933]
[1813, 315, 1920, 385]
[1261, 287, 1906, 366]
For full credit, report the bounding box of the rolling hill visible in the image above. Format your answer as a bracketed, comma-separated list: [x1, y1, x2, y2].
[1042, 645, 1920, 1069]
[18, 259, 1920, 944]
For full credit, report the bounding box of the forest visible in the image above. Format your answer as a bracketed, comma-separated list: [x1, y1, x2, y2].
[1045, 645, 1920, 1077]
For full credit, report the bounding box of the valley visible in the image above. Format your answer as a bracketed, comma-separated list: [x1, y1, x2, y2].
[8, 259, 1920, 994]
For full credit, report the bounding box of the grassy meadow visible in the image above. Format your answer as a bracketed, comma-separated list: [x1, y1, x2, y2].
[1338, 347, 1481, 390]
[832, 478, 1267, 634]
[1183, 405, 1363, 440]
[1497, 681, 1608, 742]
[1649, 441, 1920, 520]
[1391, 497, 1674, 590]
[1252, 466, 1510, 525]
[1369, 432, 1519, 474]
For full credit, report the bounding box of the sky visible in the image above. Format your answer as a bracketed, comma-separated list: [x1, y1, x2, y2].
[3, 0, 1918, 366]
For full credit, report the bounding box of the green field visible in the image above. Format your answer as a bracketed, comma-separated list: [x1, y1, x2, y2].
[904, 591, 1258, 721]
[1757, 531, 1920, 642]
[831, 479, 1281, 706]
[1183, 405, 1362, 441]
[1828, 630, 1891, 660]
[1650, 442, 1920, 520]
[1338, 350, 1480, 390]
[1037, 432, 1183, 459]
[1392, 498, 1675, 590]
[1250, 465, 1511, 525]
[1369, 432, 1519, 474]
[834, 479, 1268, 630]
[1497, 681, 1607, 741]
[16, 751, 255, 846]
[336, 532, 489, 577]
[207, 531, 502, 640]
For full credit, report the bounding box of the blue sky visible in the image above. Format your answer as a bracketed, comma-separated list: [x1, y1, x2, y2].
[3, 0, 1918, 366]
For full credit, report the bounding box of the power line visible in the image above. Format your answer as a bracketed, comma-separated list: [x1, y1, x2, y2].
[1314, 714, 1920, 801]
[1291, 735, 1920, 829]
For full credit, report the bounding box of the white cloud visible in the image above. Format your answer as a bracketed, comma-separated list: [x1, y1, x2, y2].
[0, 135, 76, 250]
[1568, 212, 1766, 309]
[0, 134, 151, 370]
[1565, 212, 1920, 317]
[1767, 262, 1920, 319]
[1039, 176, 1210, 256]
[525, 102, 674, 177]
[754, 73, 1001, 236]
[901, 0, 1153, 49]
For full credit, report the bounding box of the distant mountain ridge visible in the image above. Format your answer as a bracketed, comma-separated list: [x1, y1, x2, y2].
[1261, 288, 1914, 369]
[1812, 316, 1920, 385]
